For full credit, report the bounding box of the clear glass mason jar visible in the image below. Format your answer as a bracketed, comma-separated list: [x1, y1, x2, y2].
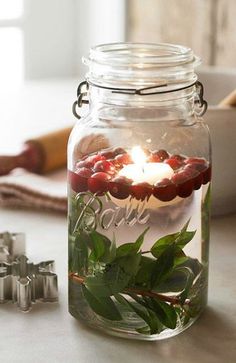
[68, 43, 211, 340]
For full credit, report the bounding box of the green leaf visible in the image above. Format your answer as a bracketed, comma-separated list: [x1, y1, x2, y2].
[176, 231, 196, 249]
[153, 268, 190, 293]
[85, 273, 112, 297]
[116, 227, 149, 258]
[98, 233, 117, 264]
[88, 231, 116, 263]
[151, 233, 179, 258]
[89, 231, 107, 262]
[135, 256, 156, 285]
[130, 294, 177, 330]
[115, 293, 161, 335]
[148, 298, 177, 329]
[82, 285, 122, 321]
[185, 267, 208, 318]
[154, 264, 196, 304]
[151, 244, 175, 288]
[174, 219, 196, 249]
[116, 243, 139, 258]
[180, 218, 191, 233]
[85, 253, 141, 297]
[117, 253, 141, 277]
[177, 267, 195, 304]
[71, 231, 89, 274]
[128, 293, 148, 308]
[108, 233, 117, 262]
[136, 326, 151, 335]
[104, 253, 141, 294]
[127, 298, 161, 335]
[174, 255, 189, 266]
[183, 313, 191, 326]
[114, 293, 130, 308]
[150, 220, 196, 258]
[135, 227, 150, 247]
[177, 257, 202, 277]
[146, 309, 163, 335]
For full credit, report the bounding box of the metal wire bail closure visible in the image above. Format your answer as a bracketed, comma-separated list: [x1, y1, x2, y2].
[72, 79, 208, 119]
[194, 81, 208, 117]
[72, 81, 89, 120]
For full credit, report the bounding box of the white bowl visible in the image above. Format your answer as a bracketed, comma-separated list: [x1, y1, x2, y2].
[198, 67, 236, 216]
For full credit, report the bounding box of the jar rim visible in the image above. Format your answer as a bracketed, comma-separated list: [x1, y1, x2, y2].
[86, 42, 200, 67]
[83, 42, 201, 90]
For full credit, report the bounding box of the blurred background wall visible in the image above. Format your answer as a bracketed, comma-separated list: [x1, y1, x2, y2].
[127, 0, 236, 67]
[0, 0, 235, 89]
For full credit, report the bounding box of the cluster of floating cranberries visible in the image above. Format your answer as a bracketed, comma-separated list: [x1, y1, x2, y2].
[69, 148, 211, 202]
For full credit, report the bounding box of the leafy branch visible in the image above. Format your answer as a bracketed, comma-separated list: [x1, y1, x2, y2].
[69, 273, 181, 305]
[69, 220, 205, 335]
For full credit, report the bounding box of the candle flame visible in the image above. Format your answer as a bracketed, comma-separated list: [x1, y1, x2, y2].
[131, 146, 146, 166]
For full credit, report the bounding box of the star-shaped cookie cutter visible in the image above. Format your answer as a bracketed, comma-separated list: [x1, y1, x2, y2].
[0, 232, 58, 312]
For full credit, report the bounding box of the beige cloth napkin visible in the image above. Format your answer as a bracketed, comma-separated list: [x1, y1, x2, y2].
[0, 169, 67, 213]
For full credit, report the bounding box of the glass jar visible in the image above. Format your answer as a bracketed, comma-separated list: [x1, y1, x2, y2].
[68, 43, 211, 340]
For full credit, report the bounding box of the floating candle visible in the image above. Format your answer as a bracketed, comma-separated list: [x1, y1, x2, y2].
[119, 146, 174, 185]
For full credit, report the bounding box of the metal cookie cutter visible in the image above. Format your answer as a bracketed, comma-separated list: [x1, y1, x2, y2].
[0, 232, 25, 262]
[0, 232, 58, 312]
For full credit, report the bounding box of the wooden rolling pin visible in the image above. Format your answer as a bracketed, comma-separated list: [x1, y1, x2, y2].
[219, 89, 236, 107]
[0, 127, 72, 176]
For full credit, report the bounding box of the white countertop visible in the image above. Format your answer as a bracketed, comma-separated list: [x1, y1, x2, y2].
[0, 208, 235, 363]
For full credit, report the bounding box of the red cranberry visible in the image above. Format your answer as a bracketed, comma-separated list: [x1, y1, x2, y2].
[115, 153, 132, 165]
[153, 178, 177, 202]
[99, 149, 115, 159]
[88, 172, 111, 194]
[69, 168, 92, 192]
[76, 160, 94, 169]
[109, 176, 132, 199]
[93, 160, 116, 175]
[149, 149, 169, 162]
[183, 165, 203, 190]
[87, 154, 106, 164]
[185, 157, 207, 165]
[172, 171, 194, 198]
[172, 154, 186, 162]
[131, 182, 153, 201]
[164, 157, 184, 170]
[188, 162, 208, 173]
[76, 167, 93, 178]
[107, 158, 123, 170]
